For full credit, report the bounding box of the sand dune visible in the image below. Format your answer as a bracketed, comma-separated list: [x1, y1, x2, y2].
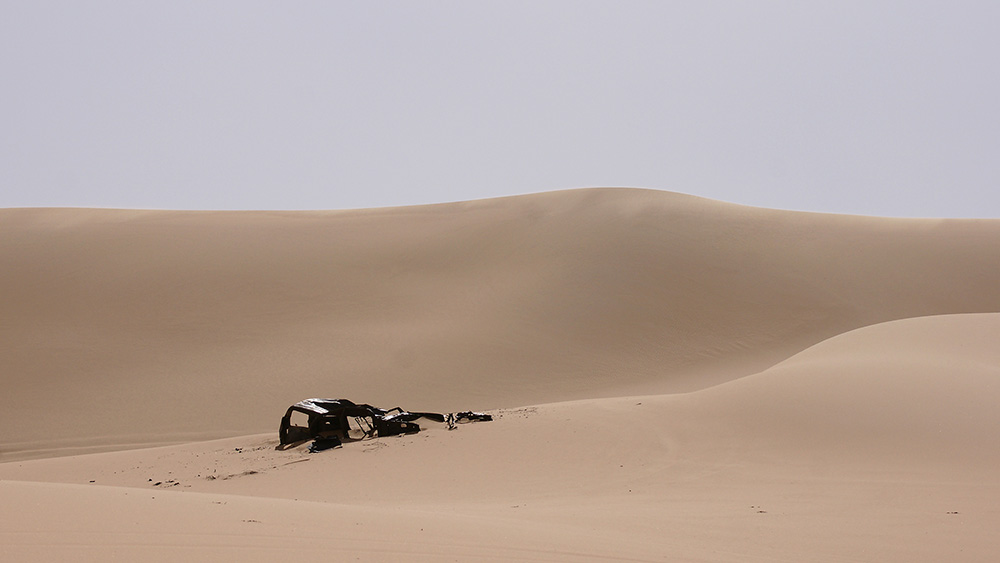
[2, 188, 999, 561]
[3, 313, 998, 561]
[2, 189, 999, 458]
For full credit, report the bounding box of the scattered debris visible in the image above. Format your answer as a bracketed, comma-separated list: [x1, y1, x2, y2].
[446, 411, 493, 429]
[205, 469, 260, 481]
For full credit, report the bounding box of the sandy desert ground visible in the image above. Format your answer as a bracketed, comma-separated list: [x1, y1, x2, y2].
[2, 188, 998, 561]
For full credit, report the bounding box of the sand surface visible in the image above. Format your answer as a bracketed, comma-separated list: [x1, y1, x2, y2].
[2, 188, 998, 561]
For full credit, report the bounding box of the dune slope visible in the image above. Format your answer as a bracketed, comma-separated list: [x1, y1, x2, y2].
[2, 188, 999, 458]
[3, 313, 998, 562]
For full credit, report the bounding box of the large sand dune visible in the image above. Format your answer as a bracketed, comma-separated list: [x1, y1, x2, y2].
[2, 188, 999, 561]
[3, 188, 998, 457]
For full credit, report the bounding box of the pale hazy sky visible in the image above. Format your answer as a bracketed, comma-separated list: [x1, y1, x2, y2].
[2, 1, 998, 217]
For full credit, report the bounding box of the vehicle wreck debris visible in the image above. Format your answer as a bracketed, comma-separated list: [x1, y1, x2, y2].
[278, 398, 492, 448]
[447, 411, 494, 429]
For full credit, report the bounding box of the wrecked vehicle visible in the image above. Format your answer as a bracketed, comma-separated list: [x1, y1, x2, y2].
[278, 398, 492, 449]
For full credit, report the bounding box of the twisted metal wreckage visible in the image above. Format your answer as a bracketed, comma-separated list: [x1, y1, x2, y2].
[279, 398, 493, 452]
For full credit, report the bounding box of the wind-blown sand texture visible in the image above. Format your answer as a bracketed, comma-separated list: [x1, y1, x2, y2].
[2, 188, 998, 561]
